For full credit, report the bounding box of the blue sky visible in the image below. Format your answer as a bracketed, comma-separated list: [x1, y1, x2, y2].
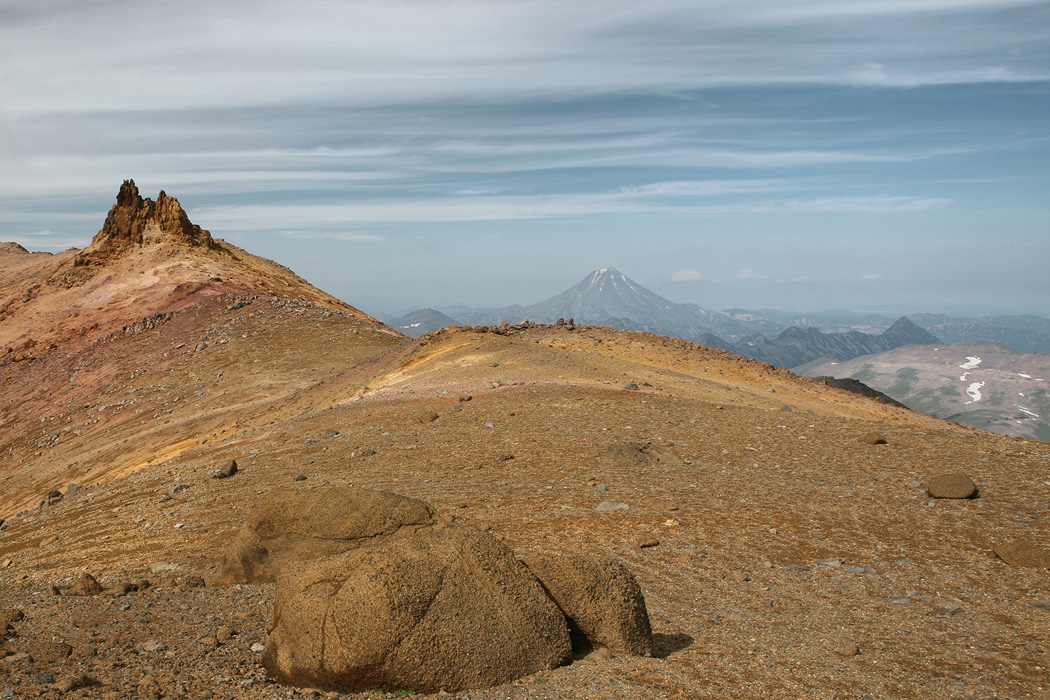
[1, 0, 1048, 316]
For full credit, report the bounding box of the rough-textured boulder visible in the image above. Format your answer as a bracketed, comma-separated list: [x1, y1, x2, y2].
[210, 487, 436, 585]
[264, 523, 571, 693]
[68, 572, 103, 596]
[213, 459, 238, 479]
[523, 554, 653, 656]
[601, 442, 681, 468]
[217, 486, 653, 693]
[994, 540, 1050, 568]
[927, 473, 978, 499]
[0, 609, 24, 624]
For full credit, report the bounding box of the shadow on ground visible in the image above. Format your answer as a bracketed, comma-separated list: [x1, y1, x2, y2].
[653, 632, 694, 658]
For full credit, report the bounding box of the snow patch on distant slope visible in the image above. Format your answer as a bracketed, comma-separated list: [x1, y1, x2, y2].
[964, 381, 985, 404]
[959, 356, 982, 370]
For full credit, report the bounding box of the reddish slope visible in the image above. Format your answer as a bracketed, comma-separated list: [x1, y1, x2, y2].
[0, 182, 405, 514]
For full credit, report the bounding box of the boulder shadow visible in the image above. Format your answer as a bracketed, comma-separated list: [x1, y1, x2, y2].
[652, 632, 694, 658]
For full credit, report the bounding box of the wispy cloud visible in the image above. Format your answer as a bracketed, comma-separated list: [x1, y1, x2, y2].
[3, 0, 1046, 119]
[281, 230, 385, 243]
[777, 196, 952, 212]
[190, 191, 952, 228]
[671, 269, 708, 281]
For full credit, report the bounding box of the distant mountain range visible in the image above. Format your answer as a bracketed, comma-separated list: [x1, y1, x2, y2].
[387, 268, 1050, 363]
[731, 318, 939, 368]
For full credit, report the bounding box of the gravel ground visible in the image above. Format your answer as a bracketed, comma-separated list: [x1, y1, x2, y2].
[3, 316, 1049, 699]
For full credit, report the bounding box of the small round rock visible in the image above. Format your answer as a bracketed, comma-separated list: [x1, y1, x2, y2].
[860, 432, 887, 445]
[927, 472, 978, 499]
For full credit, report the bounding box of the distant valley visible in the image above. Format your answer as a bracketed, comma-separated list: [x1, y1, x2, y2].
[802, 343, 1050, 442]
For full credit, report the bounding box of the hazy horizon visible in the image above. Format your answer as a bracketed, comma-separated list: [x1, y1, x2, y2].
[2, 1, 1048, 317]
[358, 268, 1048, 321]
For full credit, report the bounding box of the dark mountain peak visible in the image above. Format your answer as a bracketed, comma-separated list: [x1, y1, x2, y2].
[883, 316, 939, 344]
[75, 180, 221, 269]
[886, 316, 919, 332]
[775, 326, 823, 341]
[519, 268, 688, 327]
[738, 333, 767, 346]
[388, 308, 457, 338]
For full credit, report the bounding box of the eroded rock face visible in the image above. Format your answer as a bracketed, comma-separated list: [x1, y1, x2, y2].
[524, 554, 654, 657]
[73, 180, 221, 270]
[264, 523, 572, 694]
[209, 487, 437, 586]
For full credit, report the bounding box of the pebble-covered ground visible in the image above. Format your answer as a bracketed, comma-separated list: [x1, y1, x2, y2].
[3, 323, 1050, 699]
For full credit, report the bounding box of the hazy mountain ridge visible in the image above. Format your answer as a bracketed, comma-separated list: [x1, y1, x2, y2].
[436, 268, 755, 338]
[731, 317, 939, 369]
[412, 270, 1049, 356]
[908, 314, 1050, 354]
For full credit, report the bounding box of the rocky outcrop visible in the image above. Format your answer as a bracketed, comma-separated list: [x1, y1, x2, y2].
[810, 376, 907, 408]
[73, 180, 221, 271]
[994, 540, 1050, 568]
[927, 472, 978, 499]
[0, 242, 30, 256]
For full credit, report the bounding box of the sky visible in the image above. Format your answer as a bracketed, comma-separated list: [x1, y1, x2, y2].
[1, 0, 1048, 318]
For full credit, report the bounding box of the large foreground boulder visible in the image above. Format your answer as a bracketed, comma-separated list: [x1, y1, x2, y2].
[264, 523, 571, 693]
[214, 486, 652, 693]
[524, 554, 654, 656]
[209, 487, 436, 585]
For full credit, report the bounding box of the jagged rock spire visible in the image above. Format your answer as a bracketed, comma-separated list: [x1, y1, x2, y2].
[75, 180, 219, 267]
